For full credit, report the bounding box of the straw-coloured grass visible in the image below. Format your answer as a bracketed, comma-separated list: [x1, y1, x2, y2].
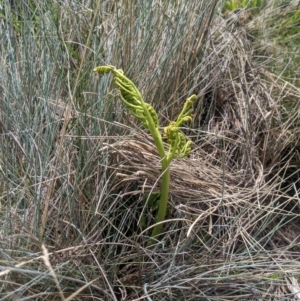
[1, 1, 300, 300]
[94, 10, 300, 300]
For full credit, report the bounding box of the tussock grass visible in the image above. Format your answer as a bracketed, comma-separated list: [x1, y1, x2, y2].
[0, 0, 300, 300]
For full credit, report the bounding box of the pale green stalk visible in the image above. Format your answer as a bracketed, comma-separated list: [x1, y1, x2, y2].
[93, 65, 196, 242]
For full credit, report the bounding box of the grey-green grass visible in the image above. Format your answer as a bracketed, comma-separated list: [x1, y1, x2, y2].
[1, 0, 300, 300]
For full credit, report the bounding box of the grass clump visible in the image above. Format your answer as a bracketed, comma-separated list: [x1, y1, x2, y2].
[0, 0, 300, 300]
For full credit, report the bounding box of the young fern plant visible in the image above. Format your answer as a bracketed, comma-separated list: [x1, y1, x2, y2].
[93, 65, 196, 241]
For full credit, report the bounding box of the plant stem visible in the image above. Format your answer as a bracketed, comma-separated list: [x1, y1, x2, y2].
[138, 102, 171, 240]
[150, 161, 170, 239]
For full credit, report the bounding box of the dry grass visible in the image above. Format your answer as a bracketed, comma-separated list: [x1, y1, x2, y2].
[0, 1, 300, 300]
[95, 15, 300, 300]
